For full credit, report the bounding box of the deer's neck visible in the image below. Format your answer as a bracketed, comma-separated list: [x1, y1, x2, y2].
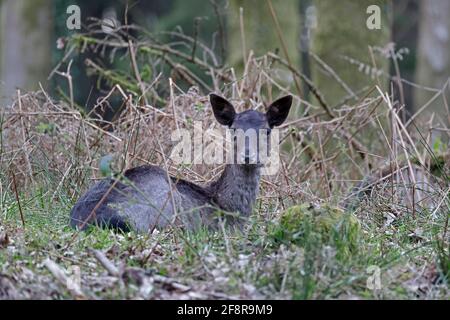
[211, 164, 261, 216]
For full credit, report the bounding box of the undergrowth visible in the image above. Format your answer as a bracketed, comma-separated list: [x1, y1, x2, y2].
[0, 19, 448, 299]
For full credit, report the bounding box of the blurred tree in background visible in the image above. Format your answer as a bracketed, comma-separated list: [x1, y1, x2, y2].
[0, 0, 449, 130]
[310, 0, 391, 105]
[155, 0, 220, 44]
[414, 0, 450, 127]
[228, 0, 300, 69]
[391, 0, 419, 113]
[0, 0, 53, 102]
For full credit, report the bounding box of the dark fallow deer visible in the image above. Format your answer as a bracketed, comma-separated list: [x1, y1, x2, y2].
[70, 94, 293, 232]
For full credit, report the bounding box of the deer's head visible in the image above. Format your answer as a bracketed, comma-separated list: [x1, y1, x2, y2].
[210, 94, 292, 166]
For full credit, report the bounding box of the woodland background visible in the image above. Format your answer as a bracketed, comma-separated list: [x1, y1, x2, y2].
[0, 0, 448, 300]
[0, 0, 449, 124]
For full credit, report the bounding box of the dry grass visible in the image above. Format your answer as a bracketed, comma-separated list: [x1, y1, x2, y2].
[0, 48, 449, 299]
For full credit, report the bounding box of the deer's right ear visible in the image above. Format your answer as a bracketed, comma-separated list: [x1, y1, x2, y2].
[210, 94, 236, 126]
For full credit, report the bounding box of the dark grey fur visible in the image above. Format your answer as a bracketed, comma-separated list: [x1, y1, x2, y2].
[70, 94, 292, 232]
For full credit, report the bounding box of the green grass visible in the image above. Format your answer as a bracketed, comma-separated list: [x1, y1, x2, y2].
[0, 79, 448, 299]
[0, 183, 448, 299]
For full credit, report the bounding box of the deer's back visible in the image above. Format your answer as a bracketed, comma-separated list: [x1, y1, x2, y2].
[70, 165, 216, 232]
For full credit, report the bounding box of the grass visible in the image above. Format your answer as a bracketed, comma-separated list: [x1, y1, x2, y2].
[0, 37, 449, 299]
[0, 174, 448, 299]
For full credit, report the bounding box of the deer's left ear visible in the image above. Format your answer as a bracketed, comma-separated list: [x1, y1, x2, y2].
[266, 95, 293, 128]
[210, 94, 236, 127]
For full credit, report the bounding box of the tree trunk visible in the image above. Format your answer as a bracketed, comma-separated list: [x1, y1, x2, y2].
[228, 0, 300, 69]
[414, 0, 450, 127]
[0, 0, 53, 105]
[311, 0, 391, 105]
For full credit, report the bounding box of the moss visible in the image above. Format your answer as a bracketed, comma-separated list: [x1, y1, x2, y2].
[271, 203, 361, 257]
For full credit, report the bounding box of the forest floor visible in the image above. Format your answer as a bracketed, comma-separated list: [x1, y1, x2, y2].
[0, 198, 448, 299]
[0, 87, 449, 300]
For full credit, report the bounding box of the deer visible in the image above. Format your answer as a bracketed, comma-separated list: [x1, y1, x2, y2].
[70, 94, 293, 232]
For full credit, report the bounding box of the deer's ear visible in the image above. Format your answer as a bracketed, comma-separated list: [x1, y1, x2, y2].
[266, 95, 293, 128]
[210, 94, 236, 126]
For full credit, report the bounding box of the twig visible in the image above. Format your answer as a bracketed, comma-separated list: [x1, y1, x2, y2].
[406, 80, 449, 128]
[266, 0, 303, 99]
[91, 246, 191, 292]
[388, 45, 406, 122]
[10, 170, 25, 227]
[48, 45, 76, 80]
[309, 51, 356, 98]
[191, 17, 200, 62]
[209, 0, 226, 66]
[430, 187, 450, 219]
[16, 90, 35, 185]
[55, 60, 74, 109]
[128, 39, 148, 105]
[268, 52, 333, 117]
[377, 86, 424, 165]
[239, 7, 247, 66]
[169, 78, 180, 131]
[163, 55, 212, 91]
[78, 36, 231, 81]
[152, 274, 191, 292]
[90, 249, 120, 277]
[44, 258, 86, 299]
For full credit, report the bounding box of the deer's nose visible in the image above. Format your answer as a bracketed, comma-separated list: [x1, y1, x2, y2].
[240, 151, 257, 164]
